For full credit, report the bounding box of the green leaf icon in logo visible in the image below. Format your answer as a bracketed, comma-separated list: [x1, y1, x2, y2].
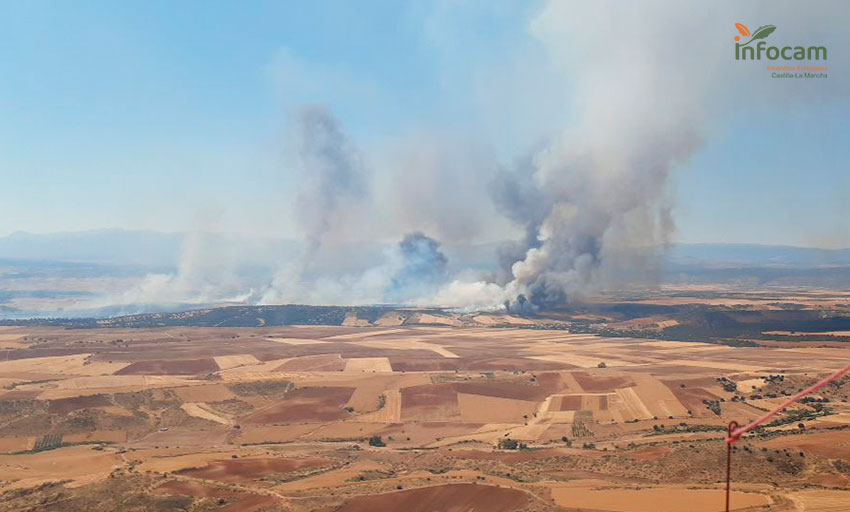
[740, 24, 776, 46]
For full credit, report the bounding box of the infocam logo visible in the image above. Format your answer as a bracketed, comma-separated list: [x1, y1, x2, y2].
[733, 23, 827, 61]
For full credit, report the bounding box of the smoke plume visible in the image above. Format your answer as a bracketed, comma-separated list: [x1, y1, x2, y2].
[293, 106, 368, 259]
[440, 1, 715, 310]
[261, 106, 368, 303]
[65, 1, 850, 316]
[386, 232, 449, 303]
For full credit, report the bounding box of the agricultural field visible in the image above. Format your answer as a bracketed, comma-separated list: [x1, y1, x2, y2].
[0, 300, 848, 511]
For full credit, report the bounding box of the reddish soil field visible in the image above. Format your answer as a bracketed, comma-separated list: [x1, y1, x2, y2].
[466, 357, 568, 372]
[244, 387, 355, 424]
[454, 381, 547, 401]
[558, 395, 583, 411]
[3, 348, 90, 360]
[115, 358, 219, 375]
[48, 394, 111, 414]
[453, 372, 565, 401]
[400, 383, 460, 421]
[573, 372, 634, 392]
[158, 480, 279, 511]
[401, 383, 458, 408]
[388, 358, 461, 372]
[177, 457, 329, 483]
[0, 390, 41, 401]
[334, 484, 528, 512]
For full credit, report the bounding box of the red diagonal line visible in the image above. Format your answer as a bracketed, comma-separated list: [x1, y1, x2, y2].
[726, 362, 850, 444]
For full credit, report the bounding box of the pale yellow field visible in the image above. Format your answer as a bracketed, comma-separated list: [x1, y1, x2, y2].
[530, 353, 630, 368]
[351, 338, 459, 358]
[472, 314, 535, 325]
[173, 383, 237, 402]
[343, 357, 393, 373]
[0, 341, 27, 349]
[23, 375, 199, 395]
[788, 490, 850, 511]
[302, 422, 386, 441]
[217, 358, 293, 380]
[180, 402, 232, 425]
[551, 487, 769, 512]
[631, 374, 689, 418]
[374, 313, 405, 326]
[341, 313, 371, 327]
[0, 353, 129, 376]
[274, 460, 388, 492]
[237, 424, 323, 444]
[457, 393, 538, 423]
[322, 329, 409, 340]
[736, 378, 765, 393]
[663, 359, 768, 372]
[0, 445, 123, 489]
[0, 436, 33, 453]
[213, 353, 260, 370]
[637, 340, 714, 349]
[357, 389, 401, 422]
[614, 387, 654, 420]
[265, 337, 328, 345]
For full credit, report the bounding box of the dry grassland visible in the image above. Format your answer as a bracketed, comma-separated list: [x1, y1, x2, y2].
[0, 321, 847, 511]
[457, 393, 538, 423]
[180, 402, 232, 425]
[213, 354, 260, 370]
[343, 357, 393, 373]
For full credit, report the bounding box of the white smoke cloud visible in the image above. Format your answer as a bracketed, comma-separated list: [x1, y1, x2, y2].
[261, 106, 369, 304]
[423, 0, 850, 310]
[67, 1, 850, 314]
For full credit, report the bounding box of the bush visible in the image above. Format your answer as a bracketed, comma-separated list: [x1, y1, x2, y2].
[498, 438, 519, 450]
[368, 436, 385, 447]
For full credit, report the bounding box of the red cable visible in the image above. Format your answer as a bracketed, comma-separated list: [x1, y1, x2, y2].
[724, 362, 849, 512]
[726, 362, 850, 444]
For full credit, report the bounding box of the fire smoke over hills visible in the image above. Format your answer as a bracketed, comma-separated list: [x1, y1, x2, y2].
[34, 1, 849, 316]
[258, 2, 700, 310]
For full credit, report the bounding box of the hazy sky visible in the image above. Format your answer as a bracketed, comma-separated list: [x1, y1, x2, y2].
[1, 0, 848, 247]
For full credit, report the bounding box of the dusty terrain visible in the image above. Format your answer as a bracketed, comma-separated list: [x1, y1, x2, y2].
[0, 294, 848, 511]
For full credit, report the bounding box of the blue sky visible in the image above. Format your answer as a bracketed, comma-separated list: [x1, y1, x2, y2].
[1, 1, 848, 248]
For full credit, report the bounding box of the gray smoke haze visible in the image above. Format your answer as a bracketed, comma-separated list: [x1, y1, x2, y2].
[261, 106, 368, 304]
[386, 232, 449, 303]
[293, 106, 368, 259]
[435, 0, 850, 311]
[488, 150, 551, 286]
